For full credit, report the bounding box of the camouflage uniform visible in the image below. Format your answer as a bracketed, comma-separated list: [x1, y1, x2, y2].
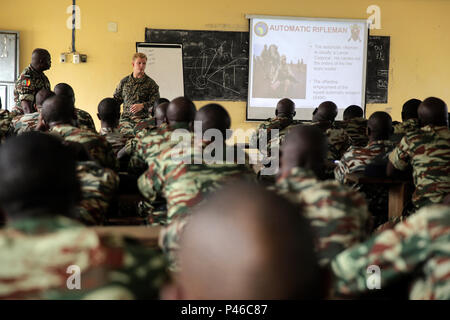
[335, 140, 395, 229]
[142, 137, 255, 269]
[50, 124, 118, 171]
[251, 117, 302, 180]
[0, 216, 168, 299]
[76, 161, 120, 225]
[127, 123, 184, 175]
[251, 116, 302, 146]
[0, 109, 12, 143]
[276, 167, 369, 266]
[133, 118, 157, 135]
[13, 65, 51, 115]
[138, 136, 254, 223]
[11, 112, 40, 135]
[336, 118, 368, 147]
[388, 125, 450, 209]
[113, 73, 159, 129]
[75, 108, 96, 132]
[335, 140, 395, 184]
[99, 127, 128, 156]
[393, 118, 420, 135]
[331, 205, 450, 300]
[302, 121, 352, 162]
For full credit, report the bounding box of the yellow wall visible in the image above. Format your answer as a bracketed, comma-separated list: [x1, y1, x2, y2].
[1, 0, 449, 131]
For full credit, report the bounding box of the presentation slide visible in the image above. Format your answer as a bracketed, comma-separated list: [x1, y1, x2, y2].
[247, 16, 369, 121]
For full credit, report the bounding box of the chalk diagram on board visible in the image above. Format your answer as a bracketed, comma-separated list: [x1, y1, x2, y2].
[187, 41, 247, 95]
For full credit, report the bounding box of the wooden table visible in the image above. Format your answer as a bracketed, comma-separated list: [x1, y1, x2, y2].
[90, 225, 161, 247]
[345, 173, 412, 219]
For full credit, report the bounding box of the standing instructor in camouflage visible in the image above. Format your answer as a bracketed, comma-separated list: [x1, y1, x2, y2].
[113, 52, 160, 129]
[13, 48, 51, 115]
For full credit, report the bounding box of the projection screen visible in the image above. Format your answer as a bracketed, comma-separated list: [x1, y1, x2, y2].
[246, 15, 369, 121]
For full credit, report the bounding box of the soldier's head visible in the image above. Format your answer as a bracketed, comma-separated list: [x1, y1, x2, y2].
[166, 182, 323, 300]
[54, 83, 75, 105]
[275, 98, 296, 119]
[280, 125, 328, 179]
[154, 102, 169, 126]
[401, 99, 421, 121]
[343, 105, 364, 121]
[0, 132, 80, 222]
[418, 97, 448, 127]
[35, 88, 55, 111]
[97, 98, 120, 128]
[195, 103, 231, 139]
[152, 97, 170, 115]
[41, 95, 75, 128]
[31, 48, 51, 72]
[132, 52, 147, 77]
[166, 97, 197, 127]
[313, 101, 338, 122]
[367, 111, 392, 141]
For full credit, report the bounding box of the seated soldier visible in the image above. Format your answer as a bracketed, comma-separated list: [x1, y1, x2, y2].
[54, 83, 96, 132]
[11, 88, 55, 135]
[40, 95, 118, 170]
[97, 97, 128, 156]
[125, 96, 196, 175]
[331, 204, 450, 300]
[335, 112, 395, 229]
[339, 105, 368, 147]
[252, 98, 299, 147]
[139, 103, 254, 225]
[335, 112, 394, 184]
[0, 98, 12, 144]
[119, 101, 170, 173]
[0, 133, 168, 299]
[393, 98, 422, 134]
[387, 97, 450, 210]
[142, 104, 255, 268]
[161, 182, 325, 300]
[251, 98, 300, 182]
[276, 125, 369, 266]
[309, 101, 351, 162]
[65, 141, 120, 225]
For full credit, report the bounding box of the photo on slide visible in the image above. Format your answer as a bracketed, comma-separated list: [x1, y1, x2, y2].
[252, 44, 307, 99]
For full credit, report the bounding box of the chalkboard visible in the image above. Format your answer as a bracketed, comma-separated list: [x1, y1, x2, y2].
[145, 28, 249, 101]
[366, 36, 390, 104]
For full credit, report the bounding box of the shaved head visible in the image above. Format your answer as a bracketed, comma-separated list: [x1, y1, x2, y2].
[177, 182, 322, 300]
[281, 125, 327, 178]
[195, 103, 231, 136]
[35, 89, 55, 110]
[313, 101, 338, 122]
[367, 111, 392, 141]
[401, 99, 421, 121]
[31, 48, 51, 72]
[275, 98, 296, 118]
[41, 95, 74, 125]
[154, 102, 169, 126]
[54, 83, 75, 104]
[97, 98, 120, 126]
[166, 97, 197, 124]
[0, 132, 79, 219]
[343, 105, 363, 121]
[418, 97, 448, 127]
